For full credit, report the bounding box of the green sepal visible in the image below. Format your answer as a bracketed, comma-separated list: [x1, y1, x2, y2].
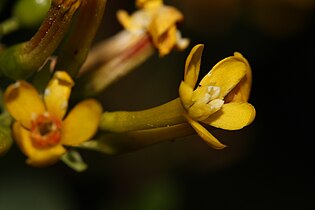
[61, 149, 88, 172]
[0, 43, 37, 79]
[0, 123, 12, 156]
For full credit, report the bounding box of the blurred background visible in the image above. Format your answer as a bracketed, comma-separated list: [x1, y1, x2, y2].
[1, 0, 315, 209]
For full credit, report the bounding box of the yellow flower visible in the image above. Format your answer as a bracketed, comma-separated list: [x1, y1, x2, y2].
[179, 44, 256, 149]
[117, 0, 189, 56]
[4, 71, 103, 167]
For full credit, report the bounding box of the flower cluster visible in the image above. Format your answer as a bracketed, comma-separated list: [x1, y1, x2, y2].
[0, 0, 256, 171]
[117, 0, 189, 56]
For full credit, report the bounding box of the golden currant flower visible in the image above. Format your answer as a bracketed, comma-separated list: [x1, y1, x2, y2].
[4, 71, 103, 167]
[117, 0, 189, 56]
[179, 44, 256, 149]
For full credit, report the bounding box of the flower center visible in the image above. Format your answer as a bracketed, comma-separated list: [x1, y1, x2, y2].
[30, 112, 62, 149]
[188, 85, 224, 121]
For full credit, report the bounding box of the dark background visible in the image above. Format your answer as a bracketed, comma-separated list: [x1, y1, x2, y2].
[1, 0, 315, 209]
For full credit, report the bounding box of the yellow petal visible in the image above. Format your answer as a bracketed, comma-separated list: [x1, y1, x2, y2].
[117, 9, 155, 33]
[152, 25, 177, 56]
[178, 81, 194, 108]
[149, 6, 183, 36]
[225, 52, 252, 102]
[61, 99, 103, 146]
[136, 0, 162, 9]
[117, 10, 134, 31]
[4, 81, 45, 129]
[184, 114, 226, 149]
[199, 53, 247, 98]
[184, 44, 204, 88]
[44, 71, 74, 120]
[188, 99, 224, 121]
[202, 102, 256, 130]
[13, 122, 66, 167]
[148, 6, 183, 56]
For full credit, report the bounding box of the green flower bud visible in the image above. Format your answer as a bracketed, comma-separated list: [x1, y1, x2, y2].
[12, 0, 51, 28]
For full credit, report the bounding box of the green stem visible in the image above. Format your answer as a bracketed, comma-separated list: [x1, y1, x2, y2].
[0, 18, 20, 36]
[100, 98, 186, 133]
[80, 123, 195, 155]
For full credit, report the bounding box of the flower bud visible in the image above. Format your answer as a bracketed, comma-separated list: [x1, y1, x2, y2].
[12, 0, 51, 28]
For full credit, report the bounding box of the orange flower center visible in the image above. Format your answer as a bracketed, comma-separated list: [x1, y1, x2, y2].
[30, 113, 62, 149]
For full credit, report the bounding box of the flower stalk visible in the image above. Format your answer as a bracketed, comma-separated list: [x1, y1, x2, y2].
[80, 123, 195, 155]
[74, 32, 154, 98]
[100, 98, 186, 133]
[55, 0, 107, 77]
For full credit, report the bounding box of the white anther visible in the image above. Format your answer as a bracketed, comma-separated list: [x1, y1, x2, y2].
[176, 31, 190, 50]
[44, 88, 51, 96]
[207, 86, 221, 100]
[60, 101, 68, 110]
[209, 99, 224, 111]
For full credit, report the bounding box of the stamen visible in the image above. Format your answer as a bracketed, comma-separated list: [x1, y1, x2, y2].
[60, 101, 68, 110]
[44, 88, 51, 96]
[207, 86, 221, 100]
[188, 85, 223, 121]
[209, 99, 224, 111]
[176, 31, 190, 50]
[192, 85, 221, 104]
[30, 113, 62, 149]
